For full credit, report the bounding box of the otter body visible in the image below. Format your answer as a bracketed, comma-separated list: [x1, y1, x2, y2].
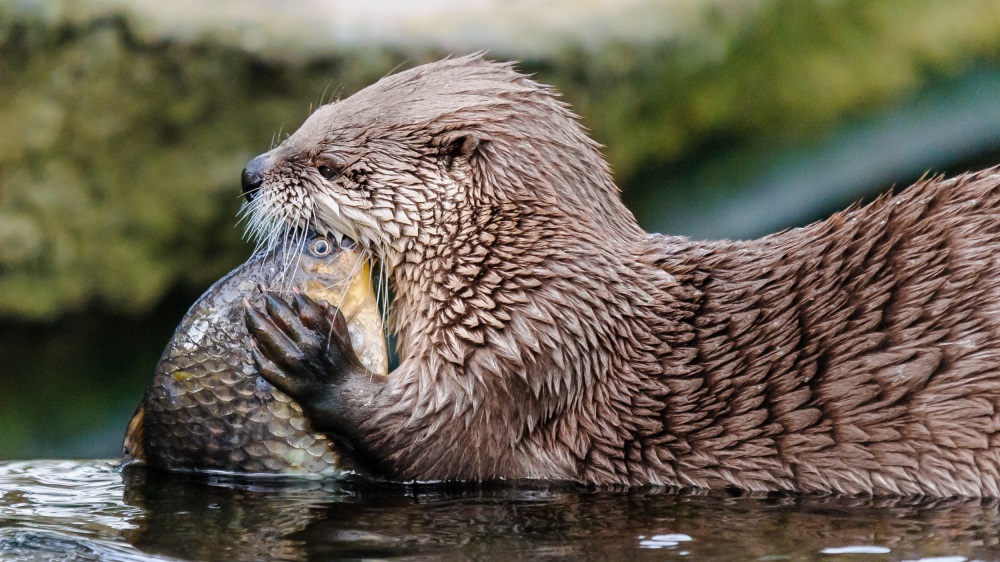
[241, 55, 1000, 495]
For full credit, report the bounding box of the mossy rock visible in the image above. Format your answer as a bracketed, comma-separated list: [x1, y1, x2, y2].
[2, 0, 1000, 319]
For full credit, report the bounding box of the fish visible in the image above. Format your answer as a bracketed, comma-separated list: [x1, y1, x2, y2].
[122, 232, 386, 475]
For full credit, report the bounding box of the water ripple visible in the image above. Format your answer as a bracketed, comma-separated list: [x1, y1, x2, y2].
[0, 460, 157, 560]
[0, 460, 997, 561]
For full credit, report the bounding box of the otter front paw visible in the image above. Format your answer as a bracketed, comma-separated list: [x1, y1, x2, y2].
[243, 290, 368, 434]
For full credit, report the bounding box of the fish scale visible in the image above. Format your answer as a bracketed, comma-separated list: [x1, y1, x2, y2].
[123, 235, 386, 475]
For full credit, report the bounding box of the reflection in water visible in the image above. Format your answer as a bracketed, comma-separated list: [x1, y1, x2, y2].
[1, 461, 999, 560]
[121, 468, 335, 561]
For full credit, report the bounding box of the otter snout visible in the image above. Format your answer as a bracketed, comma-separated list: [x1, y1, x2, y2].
[241, 154, 271, 202]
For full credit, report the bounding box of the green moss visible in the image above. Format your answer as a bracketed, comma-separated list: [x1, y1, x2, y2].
[0, 14, 408, 319]
[531, 0, 1000, 185]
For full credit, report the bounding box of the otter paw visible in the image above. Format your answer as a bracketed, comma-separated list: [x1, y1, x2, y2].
[243, 290, 364, 411]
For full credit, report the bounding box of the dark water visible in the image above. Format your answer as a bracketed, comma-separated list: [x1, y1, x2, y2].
[0, 461, 996, 561]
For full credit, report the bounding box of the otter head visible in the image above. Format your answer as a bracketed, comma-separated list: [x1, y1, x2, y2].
[241, 55, 644, 360]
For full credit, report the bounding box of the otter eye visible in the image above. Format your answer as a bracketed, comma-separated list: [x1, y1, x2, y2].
[315, 155, 346, 180]
[317, 165, 340, 180]
[308, 237, 333, 257]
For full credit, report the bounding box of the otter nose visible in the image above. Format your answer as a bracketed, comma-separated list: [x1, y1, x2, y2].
[241, 154, 269, 202]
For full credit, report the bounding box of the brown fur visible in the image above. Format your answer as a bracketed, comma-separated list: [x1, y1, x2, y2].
[244, 54, 1000, 495]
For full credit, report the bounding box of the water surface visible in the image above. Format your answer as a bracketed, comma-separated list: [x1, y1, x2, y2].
[1, 460, 998, 560]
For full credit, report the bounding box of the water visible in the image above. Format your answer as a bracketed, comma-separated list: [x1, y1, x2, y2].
[1, 461, 999, 560]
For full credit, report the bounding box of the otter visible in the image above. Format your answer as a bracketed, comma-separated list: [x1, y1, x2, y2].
[240, 54, 1000, 496]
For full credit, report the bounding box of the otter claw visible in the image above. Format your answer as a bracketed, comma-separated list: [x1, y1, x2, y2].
[328, 305, 351, 344]
[264, 292, 308, 340]
[250, 340, 309, 398]
[244, 300, 307, 365]
[292, 292, 327, 331]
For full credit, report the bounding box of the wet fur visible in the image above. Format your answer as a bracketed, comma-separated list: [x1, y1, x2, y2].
[246, 54, 1000, 495]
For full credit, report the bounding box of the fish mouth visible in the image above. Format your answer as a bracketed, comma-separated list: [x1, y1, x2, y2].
[313, 226, 394, 374]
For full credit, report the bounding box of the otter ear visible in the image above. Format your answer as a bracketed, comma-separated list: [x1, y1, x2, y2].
[438, 131, 504, 198]
[440, 133, 482, 168]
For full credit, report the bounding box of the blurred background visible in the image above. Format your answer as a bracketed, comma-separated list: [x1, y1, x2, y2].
[1, 0, 1000, 459]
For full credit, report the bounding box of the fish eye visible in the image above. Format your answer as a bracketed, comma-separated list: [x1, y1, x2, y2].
[308, 237, 333, 257]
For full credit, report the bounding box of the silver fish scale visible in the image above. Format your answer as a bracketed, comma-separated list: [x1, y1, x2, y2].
[138, 252, 341, 475]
